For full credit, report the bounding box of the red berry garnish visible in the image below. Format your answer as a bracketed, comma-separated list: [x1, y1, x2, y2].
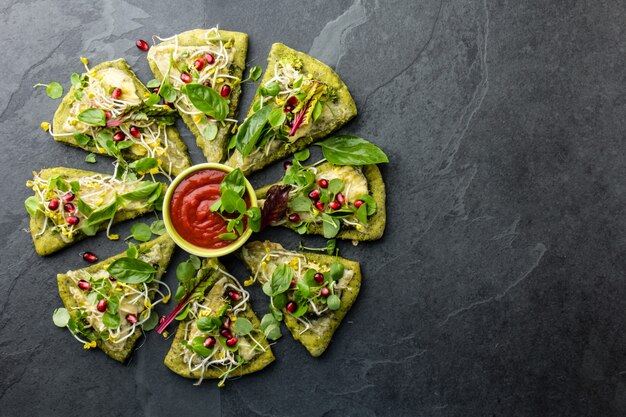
[317, 179, 328, 189]
[284, 104, 294, 113]
[329, 201, 341, 210]
[226, 337, 238, 347]
[221, 85, 231, 97]
[96, 299, 107, 312]
[48, 198, 60, 211]
[194, 58, 205, 71]
[314, 273, 324, 284]
[286, 302, 297, 313]
[126, 314, 138, 324]
[113, 131, 125, 142]
[220, 329, 233, 339]
[204, 336, 216, 348]
[320, 287, 330, 298]
[315, 201, 325, 211]
[354, 200, 364, 208]
[63, 203, 75, 213]
[104, 110, 112, 120]
[82, 251, 98, 263]
[227, 291, 241, 301]
[288, 213, 301, 222]
[309, 189, 321, 201]
[283, 161, 293, 170]
[62, 192, 75, 203]
[336, 193, 346, 205]
[287, 96, 298, 107]
[78, 280, 91, 291]
[135, 39, 149, 51]
[204, 53, 215, 65]
[111, 88, 122, 99]
[129, 126, 141, 138]
[180, 72, 192, 83]
[66, 216, 79, 226]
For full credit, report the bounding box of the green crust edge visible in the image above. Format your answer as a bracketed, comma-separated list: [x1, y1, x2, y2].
[56, 234, 175, 362]
[147, 29, 249, 163]
[240, 241, 361, 357]
[51, 59, 191, 176]
[255, 164, 386, 241]
[163, 265, 275, 380]
[28, 167, 166, 256]
[225, 42, 358, 174]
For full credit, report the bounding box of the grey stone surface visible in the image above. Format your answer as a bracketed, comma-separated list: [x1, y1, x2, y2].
[1, 0, 625, 416]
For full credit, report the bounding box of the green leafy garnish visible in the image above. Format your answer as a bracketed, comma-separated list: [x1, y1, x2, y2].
[77, 108, 106, 126]
[25, 196, 41, 217]
[181, 83, 229, 120]
[52, 308, 70, 327]
[85, 153, 97, 163]
[107, 257, 157, 284]
[34, 82, 63, 99]
[318, 135, 389, 165]
[129, 222, 152, 242]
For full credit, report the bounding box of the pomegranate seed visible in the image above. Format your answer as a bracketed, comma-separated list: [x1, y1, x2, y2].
[78, 280, 91, 291]
[48, 198, 60, 210]
[135, 39, 149, 51]
[62, 192, 75, 203]
[226, 337, 238, 347]
[96, 299, 107, 312]
[66, 216, 79, 225]
[159, 316, 166, 324]
[63, 203, 75, 213]
[152, 87, 160, 94]
[193, 58, 205, 71]
[126, 314, 138, 324]
[290, 279, 297, 288]
[204, 53, 215, 65]
[283, 161, 293, 170]
[111, 88, 122, 99]
[104, 110, 112, 120]
[354, 200, 364, 208]
[223, 317, 231, 329]
[284, 104, 294, 113]
[287, 96, 298, 107]
[315, 201, 325, 211]
[202, 80, 212, 87]
[220, 85, 231, 97]
[204, 336, 216, 348]
[82, 251, 98, 263]
[309, 189, 321, 201]
[113, 131, 125, 142]
[288, 213, 301, 223]
[314, 273, 324, 284]
[180, 72, 192, 83]
[286, 301, 297, 313]
[227, 291, 241, 301]
[129, 126, 141, 138]
[220, 329, 232, 339]
[329, 201, 341, 210]
[317, 178, 329, 189]
[336, 193, 346, 205]
[320, 287, 330, 298]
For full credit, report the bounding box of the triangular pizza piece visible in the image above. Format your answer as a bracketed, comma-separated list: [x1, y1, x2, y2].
[51, 58, 191, 176]
[256, 161, 386, 241]
[54, 234, 176, 362]
[25, 167, 165, 256]
[225, 43, 357, 174]
[164, 258, 274, 386]
[240, 241, 361, 357]
[147, 28, 248, 163]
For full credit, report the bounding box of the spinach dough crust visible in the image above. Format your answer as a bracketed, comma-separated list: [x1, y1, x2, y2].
[28, 167, 166, 256]
[56, 234, 175, 362]
[147, 29, 248, 163]
[255, 164, 386, 241]
[225, 42, 358, 174]
[164, 265, 275, 380]
[52, 58, 191, 176]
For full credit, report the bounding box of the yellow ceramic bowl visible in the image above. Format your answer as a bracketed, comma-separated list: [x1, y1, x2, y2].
[162, 163, 258, 257]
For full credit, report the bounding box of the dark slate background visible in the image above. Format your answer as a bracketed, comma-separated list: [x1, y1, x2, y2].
[1, 0, 625, 416]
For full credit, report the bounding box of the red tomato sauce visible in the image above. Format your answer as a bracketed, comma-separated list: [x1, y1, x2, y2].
[170, 169, 236, 249]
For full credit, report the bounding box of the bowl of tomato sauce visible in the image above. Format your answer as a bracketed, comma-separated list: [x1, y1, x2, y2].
[162, 163, 258, 257]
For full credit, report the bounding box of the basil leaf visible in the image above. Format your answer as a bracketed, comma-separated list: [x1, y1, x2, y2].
[268, 107, 286, 128]
[321, 213, 340, 238]
[261, 313, 282, 340]
[146, 79, 161, 88]
[319, 135, 389, 165]
[159, 81, 177, 103]
[73, 132, 92, 146]
[270, 264, 292, 296]
[203, 124, 218, 141]
[263, 82, 280, 97]
[249, 66, 262, 81]
[107, 295, 120, 315]
[85, 153, 97, 163]
[218, 232, 238, 241]
[197, 316, 222, 333]
[292, 301, 308, 318]
[130, 222, 152, 242]
[328, 179, 344, 195]
[130, 157, 158, 173]
[46, 82, 63, 99]
[94, 130, 118, 156]
[107, 257, 156, 284]
[48, 176, 69, 192]
[102, 312, 121, 329]
[221, 168, 246, 197]
[355, 194, 377, 216]
[150, 220, 166, 235]
[312, 101, 323, 122]
[176, 261, 196, 283]
[77, 108, 106, 126]
[262, 281, 272, 296]
[326, 239, 337, 255]
[297, 279, 310, 298]
[190, 336, 212, 357]
[247, 207, 262, 232]
[80, 224, 99, 236]
[229, 104, 272, 157]
[232, 318, 253, 336]
[142, 310, 159, 331]
[288, 195, 312, 212]
[293, 149, 310, 161]
[85, 199, 117, 227]
[76, 198, 93, 216]
[273, 292, 288, 309]
[145, 93, 160, 106]
[303, 269, 317, 287]
[70, 73, 81, 88]
[182, 83, 228, 120]
[52, 308, 70, 327]
[189, 255, 201, 270]
[330, 263, 344, 280]
[356, 204, 368, 224]
[326, 294, 341, 310]
[69, 181, 80, 193]
[25, 196, 41, 217]
[121, 182, 161, 201]
[126, 243, 139, 259]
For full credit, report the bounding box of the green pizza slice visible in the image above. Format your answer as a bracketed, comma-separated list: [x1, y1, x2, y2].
[164, 258, 274, 386]
[255, 160, 386, 241]
[54, 234, 176, 362]
[225, 43, 358, 174]
[51, 58, 191, 176]
[240, 241, 362, 357]
[25, 167, 165, 256]
[147, 28, 248, 163]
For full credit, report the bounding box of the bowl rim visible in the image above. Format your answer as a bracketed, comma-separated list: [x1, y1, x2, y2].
[162, 163, 258, 257]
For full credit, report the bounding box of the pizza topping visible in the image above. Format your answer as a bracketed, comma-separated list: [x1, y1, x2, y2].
[126, 314, 138, 324]
[354, 199, 364, 208]
[112, 131, 125, 142]
[129, 126, 141, 138]
[135, 39, 150, 51]
[203, 336, 216, 348]
[220, 84, 231, 97]
[96, 299, 108, 312]
[319, 287, 330, 298]
[48, 198, 60, 210]
[111, 87, 122, 99]
[63, 203, 76, 213]
[204, 52, 215, 65]
[78, 280, 91, 291]
[62, 192, 75, 203]
[180, 72, 192, 83]
[66, 215, 79, 225]
[226, 337, 238, 347]
[288, 213, 300, 223]
[82, 252, 99, 263]
[328, 201, 341, 211]
[317, 178, 328, 189]
[193, 58, 205, 71]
